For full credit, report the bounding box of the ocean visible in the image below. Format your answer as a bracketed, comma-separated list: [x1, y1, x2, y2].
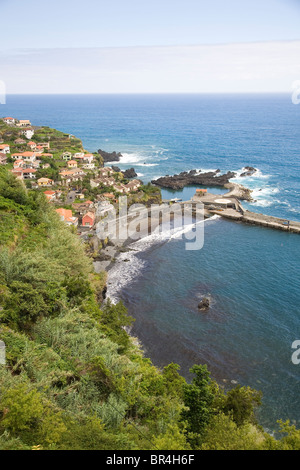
[2, 93, 300, 431]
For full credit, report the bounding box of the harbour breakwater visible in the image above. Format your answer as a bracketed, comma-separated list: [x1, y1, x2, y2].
[152, 169, 300, 234]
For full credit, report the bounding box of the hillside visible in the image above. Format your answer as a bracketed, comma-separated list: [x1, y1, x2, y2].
[0, 166, 299, 450]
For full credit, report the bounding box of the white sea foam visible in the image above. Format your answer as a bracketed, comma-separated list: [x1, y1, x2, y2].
[119, 152, 147, 164]
[232, 167, 272, 182]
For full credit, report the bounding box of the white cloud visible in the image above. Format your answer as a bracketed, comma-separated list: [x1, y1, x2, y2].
[1, 40, 299, 94]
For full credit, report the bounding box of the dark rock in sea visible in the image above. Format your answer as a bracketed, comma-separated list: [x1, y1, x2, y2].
[198, 297, 210, 311]
[239, 166, 257, 177]
[97, 149, 122, 163]
[122, 167, 138, 179]
[112, 165, 121, 172]
[151, 170, 236, 190]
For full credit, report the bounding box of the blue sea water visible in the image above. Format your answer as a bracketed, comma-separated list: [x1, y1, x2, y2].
[2, 94, 300, 431]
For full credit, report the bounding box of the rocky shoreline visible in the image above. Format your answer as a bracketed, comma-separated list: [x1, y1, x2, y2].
[151, 168, 257, 201]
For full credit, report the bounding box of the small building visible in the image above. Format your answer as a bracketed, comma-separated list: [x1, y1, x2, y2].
[14, 138, 26, 145]
[37, 177, 54, 187]
[82, 211, 95, 227]
[11, 151, 36, 162]
[27, 141, 37, 150]
[125, 179, 142, 192]
[98, 167, 112, 177]
[37, 142, 50, 149]
[44, 190, 56, 202]
[0, 153, 7, 165]
[82, 163, 95, 170]
[35, 145, 44, 154]
[17, 119, 31, 127]
[21, 168, 37, 179]
[195, 188, 207, 196]
[83, 153, 94, 164]
[61, 152, 73, 161]
[0, 144, 10, 154]
[13, 159, 26, 169]
[20, 128, 34, 139]
[67, 160, 78, 168]
[55, 208, 78, 226]
[3, 117, 15, 125]
[103, 192, 116, 201]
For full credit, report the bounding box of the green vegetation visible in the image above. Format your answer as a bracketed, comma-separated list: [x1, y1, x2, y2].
[0, 166, 299, 450]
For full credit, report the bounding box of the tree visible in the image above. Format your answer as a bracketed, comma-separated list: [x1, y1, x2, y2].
[181, 365, 215, 447]
[221, 385, 262, 427]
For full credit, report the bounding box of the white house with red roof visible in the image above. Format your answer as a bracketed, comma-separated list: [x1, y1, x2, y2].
[0, 144, 10, 154]
[21, 168, 37, 179]
[55, 208, 78, 227]
[44, 190, 56, 202]
[3, 117, 15, 125]
[27, 141, 37, 150]
[11, 151, 36, 163]
[20, 128, 34, 139]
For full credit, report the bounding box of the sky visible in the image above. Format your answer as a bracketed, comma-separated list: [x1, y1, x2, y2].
[0, 0, 300, 93]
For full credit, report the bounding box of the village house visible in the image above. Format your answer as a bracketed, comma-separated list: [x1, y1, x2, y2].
[11, 169, 23, 180]
[0, 144, 10, 154]
[102, 192, 116, 202]
[73, 152, 85, 159]
[20, 128, 34, 139]
[67, 160, 78, 168]
[61, 152, 73, 161]
[13, 159, 26, 169]
[37, 177, 54, 187]
[102, 177, 116, 187]
[44, 190, 56, 202]
[98, 167, 112, 177]
[82, 163, 95, 170]
[11, 151, 36, 163]
[30, 159, 41, 169]
[0, 153, 7, 165]
[82, 211, 95, 228]
[37, 142, 50, 149]
[16, 119, 31, 127]
[125, 179, 142, 192]
[27, 141, 37, 150]
[35, 145, 44, 154]
[83, 153, 94, 164]
[59, 168, 85, 186]
[42, 163, 51, 169]
[3, 117, 15, 125]
[114, 184, 128, 194]
[72, 201, 94, 216]
[55, 208, 78, 227]
[21, 168, 37, 179]
[14, 138, 26, 145]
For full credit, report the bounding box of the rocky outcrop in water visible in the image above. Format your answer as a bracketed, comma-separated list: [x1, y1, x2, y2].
[239, 167, 257, 177]
[97, 149, 122, 163]
[152, 170, 236, 190]
[122, 168, 138, 179]
[198, 297, 210, 311]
